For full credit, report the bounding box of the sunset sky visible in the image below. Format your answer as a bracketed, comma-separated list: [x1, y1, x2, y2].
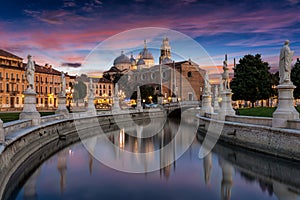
[1, 0, 300, 76]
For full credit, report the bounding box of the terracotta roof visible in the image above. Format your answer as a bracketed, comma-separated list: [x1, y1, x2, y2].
[0, 49, 23, 60]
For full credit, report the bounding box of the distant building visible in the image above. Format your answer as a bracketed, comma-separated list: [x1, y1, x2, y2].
[103, 38, 205, 102]
[75, 74, 114, 105]
[0, 49, 76, 110]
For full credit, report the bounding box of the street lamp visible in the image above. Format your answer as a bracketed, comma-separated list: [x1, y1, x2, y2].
[148, 96, 152, 103]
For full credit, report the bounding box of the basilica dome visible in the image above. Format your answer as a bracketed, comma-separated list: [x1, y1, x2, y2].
[113, 52, 131, 65]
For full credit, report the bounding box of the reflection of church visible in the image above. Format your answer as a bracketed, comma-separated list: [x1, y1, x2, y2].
[104, 38, 205, 102]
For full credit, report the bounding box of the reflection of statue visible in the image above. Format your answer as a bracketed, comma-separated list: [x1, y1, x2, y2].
[204, 73, 211, 95]
[61, 71, 66, 95]
[279, 40, 294, 84]
[89, 78, 93, 93]
[114, 83, 119, 97]
[25, 55, 35, 91]
[222, 55, 230, 90]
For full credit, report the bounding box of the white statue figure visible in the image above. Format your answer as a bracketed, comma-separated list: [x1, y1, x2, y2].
[219, 76, 224, 92]
[61, 71, 66, 96]
[114, 83, 119, 97]
[279, 40, 294, 84]
[204, 73, 211, 95]
[214, 85, 219, 98]
[25, 55, 35, 91]
[89, 78, 94, 97]
[222, 56, 230, 90]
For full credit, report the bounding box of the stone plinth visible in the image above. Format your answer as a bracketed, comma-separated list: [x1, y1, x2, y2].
[55, 94, 69, 118]
[136, 99, 142, 110]
[157, 96, 164, 104]
[200, 94, 214, 116]
[0, 119, 4, 143]
[19, 91, 41, 126]
[272, 84, 299, 128]
[172, 97, 177, 103]
[112, 96, 120, 112]
[219, 90, 235, 116]
[213, 97, 220, 113]
[86, 94, 96, 115]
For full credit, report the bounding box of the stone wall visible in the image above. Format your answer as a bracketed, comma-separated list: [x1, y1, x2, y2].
[197, 115, 300, 161]
[0, 110, 165, 200]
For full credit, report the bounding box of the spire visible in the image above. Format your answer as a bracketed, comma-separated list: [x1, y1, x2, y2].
[234, 58, 236, 67]
[121, 50, 124, 55]
[225, 54, 227, 61]
[144, 39, 147, 49]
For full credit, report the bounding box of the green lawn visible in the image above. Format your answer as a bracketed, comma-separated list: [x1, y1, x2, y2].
[237, 106, 300, 118]
[0, 112, 55, 123]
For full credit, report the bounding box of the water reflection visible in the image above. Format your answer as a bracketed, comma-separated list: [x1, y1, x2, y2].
[13, 115, 300, 200]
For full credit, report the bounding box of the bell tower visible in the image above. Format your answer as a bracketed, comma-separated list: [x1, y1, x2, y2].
[159, 37, 171, 64]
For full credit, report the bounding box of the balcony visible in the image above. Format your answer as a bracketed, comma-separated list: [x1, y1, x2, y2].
[17, 78, 20, 81]
[0, 90, 3, 93]
[11, 78, 15, 81]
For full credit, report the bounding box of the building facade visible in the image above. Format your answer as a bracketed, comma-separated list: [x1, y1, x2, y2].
[104, 38, 205, 102]
[0, 49, 75, 110]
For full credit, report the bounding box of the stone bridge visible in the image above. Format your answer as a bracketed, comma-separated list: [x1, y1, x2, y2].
[162, 101, 200, 116]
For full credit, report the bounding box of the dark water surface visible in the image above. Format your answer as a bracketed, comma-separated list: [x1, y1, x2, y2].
[13, 116, 300, 200]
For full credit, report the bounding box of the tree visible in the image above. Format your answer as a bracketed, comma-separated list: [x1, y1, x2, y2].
[73, 80, 87, 101]
[291, 58, 300, 99]
[231, 54, 273, 107]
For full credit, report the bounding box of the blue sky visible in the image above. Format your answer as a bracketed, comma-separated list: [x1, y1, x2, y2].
[1, 0, 299, 76]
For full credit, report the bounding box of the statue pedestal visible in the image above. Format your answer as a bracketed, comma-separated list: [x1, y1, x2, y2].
[272, 84, 299, 128]
[86, 95, 96, 115]
[219, 90, 235, 116]
[136, 99, 142, 111]
[200, 94, 214, 116]
[171, 96, 177, 103]
[112, 96, 120, 112]
[19, 91, 41, 126]
[157, 96, 164, 104]
[213, 97, 220, 113]
[55, 93, 69, 118]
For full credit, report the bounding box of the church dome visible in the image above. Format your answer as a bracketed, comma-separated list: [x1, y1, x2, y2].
[139, 40, 154, 60]
[162, 57, 173, 64]
[130, 54, 136, 65]
[137, 58, 145, 66]
[113, 52, 131, 65]
[140, 48, 154, 60]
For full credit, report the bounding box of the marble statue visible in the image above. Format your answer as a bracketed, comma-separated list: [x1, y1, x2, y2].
[89, 78, 93, 93]
[219, 76, 224, 92]
[214, 85, 219, 98]
[114, 83, 119, 97]
[203, 73, 211, 95]
[25, 55, 35, 91]
[279, 40, 294, 84]
[222, 55, 230, 90]
[61, 71, 66, 96]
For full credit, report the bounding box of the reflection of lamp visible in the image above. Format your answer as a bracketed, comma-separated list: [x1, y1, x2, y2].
[143, 99, 145, 103]
[119, 128, 125, 149]
[168, 96, 172, 102]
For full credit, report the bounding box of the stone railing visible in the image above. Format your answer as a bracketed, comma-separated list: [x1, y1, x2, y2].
[3, 119, 32, 136]
[225, 115, 272, 127]
[40, 114, 65, 124]
[204, 113, 273, 127]
[287, 119, 300, 130]
[0, 114, 66, 143]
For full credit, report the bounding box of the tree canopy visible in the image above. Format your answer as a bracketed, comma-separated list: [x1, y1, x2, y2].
[291, 58, 300, 99]
[231, 54, 273, 106]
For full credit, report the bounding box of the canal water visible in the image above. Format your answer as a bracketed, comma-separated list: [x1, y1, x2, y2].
[13, 114, 300, 200]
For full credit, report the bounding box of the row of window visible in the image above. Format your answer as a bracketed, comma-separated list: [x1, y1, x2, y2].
[95, 90, 112, 96]
[94, 84, 111, 89]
